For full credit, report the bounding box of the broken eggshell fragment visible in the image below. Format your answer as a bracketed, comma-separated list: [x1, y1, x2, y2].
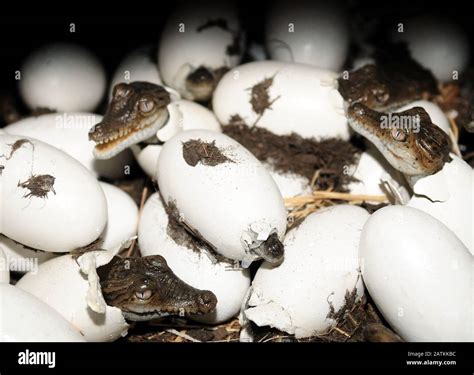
[4, 113, 134, 179]
[16, 252, 129, 342]
[359, 205, 473, 341]
[138, 193, 251, 324]
[158, 2, 243, 101]
[157, 130, 287, 265]
[0, 134, 107, 253]
[243, 205, 369, 339]
[99, 182, 139, 255]
[213, 61, 349, 140]
[131, 99, 221, 178]
[407, 154, 473, 254]
[0, 284, 86, 342]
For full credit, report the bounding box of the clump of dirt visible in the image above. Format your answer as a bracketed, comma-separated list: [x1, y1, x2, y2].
[223, 123, 361, 191]
[17, 174, 56, 199]
[164, 197, 232, 265]
[248, 76, 280, 117]
[326, 287, 360, 323]
[363, 323, 403, 342]
[182, 139, 233, 167]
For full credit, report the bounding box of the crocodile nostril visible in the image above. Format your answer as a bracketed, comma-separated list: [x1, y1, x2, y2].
[197, 290, 217, 311]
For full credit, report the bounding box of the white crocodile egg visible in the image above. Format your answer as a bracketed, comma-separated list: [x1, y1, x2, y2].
[0, 248, 9, 283]
[0, 284, 86, 342]
[396, 100, 451, 136]
[19, 43, 106, 112]
[244, 205, 369, 338]
[213, 61, 349, 140]
[360, 205, 473, 341]
[265, 1, 349, 71]
[392, 16, 470, 82]
[157, 130, 287, 264]
[109, 45, 162, 98]
[0, 235, 56, 273]
[99, 182, 139, 255]
[16, 254, 129, 342]
[4, 113, 133, 179]
[407, 154, 473, 254]
[138, 193, 251, 324]
[1, 134, 107, 253]
[131, 99, 221, 178]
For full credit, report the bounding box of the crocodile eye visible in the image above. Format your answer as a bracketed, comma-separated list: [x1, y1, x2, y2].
[391, 128, 407, 142]
[139, 97, 155, 113]
[135, 286, 152, 300]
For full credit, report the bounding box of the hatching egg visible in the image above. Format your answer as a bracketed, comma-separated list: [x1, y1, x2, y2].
[99, 182, 139, 255]
[392, 15, 470, 82]
[19, 43, 106, 112]
[212, 61, 349, 140]
[348, 143, 410, 203]
[359, 205, 473, 341]
[16, 253, 129, 342]
[0, 284, 86, 342]
[158, 2, 243, 101]
[138, 193, 251, 323]
[1, 134, 107, 253]
[131, 99, 221, 178]
[407, 154, 473, 254]
[157, 130, 287, 264]
[4, 113, 133, 179]
[265, 1, 349, 71]
[244, 205, 369, 338]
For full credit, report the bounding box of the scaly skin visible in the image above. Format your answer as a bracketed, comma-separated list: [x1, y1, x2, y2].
[89, 82, 171, 159]
[346, 103, 451, 177]
[337, 62, 438, 112]
[98, 255, 217, 321]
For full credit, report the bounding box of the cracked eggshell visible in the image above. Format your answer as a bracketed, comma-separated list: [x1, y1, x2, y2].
[4, 113, 133, 179]
[213, 61, 349, 140]
[138, 193, 251, 323]
[392, 15, 470, 82]
[110, 45, 163, 98]
[1, 134, 107, 253]
[265, 1, 349, 71]
[16, 253, 129, 342]
[0, 284, 86, 342]
[0, 248, 9, 283]
[158, 3, 243, 99]
[360, 205, 473, 341]
[0, 235, 56, 273]
[99, 182, 139, 255]
[407, 155, 473, 254]
[157, 130, 287, 263]
[131, 99, 221, 178]
[19, 43, 106, 112]
[348, 143, 409, 203]
[244, 205, 369, 338]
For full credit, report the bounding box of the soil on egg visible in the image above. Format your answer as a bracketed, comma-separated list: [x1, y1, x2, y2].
[182, 139, 234, 167]
[223, 122, 362, 191]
